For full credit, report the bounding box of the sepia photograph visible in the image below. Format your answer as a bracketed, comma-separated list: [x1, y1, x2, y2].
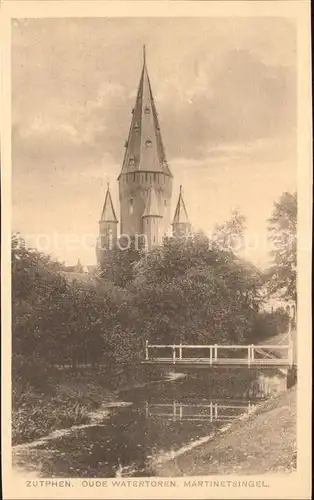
[1, 1, 312, 499]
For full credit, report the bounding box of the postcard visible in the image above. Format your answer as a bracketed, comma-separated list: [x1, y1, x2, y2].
[1, 1, 312, 499]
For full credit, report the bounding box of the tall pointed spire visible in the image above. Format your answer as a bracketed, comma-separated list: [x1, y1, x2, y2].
[143, 44, 146, 66]
[118, 48, 172, 178]
[172, 185, 189, 225]
[100, 184, 118, 222]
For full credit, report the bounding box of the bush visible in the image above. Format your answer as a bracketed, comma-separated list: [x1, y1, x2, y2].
[250, 308, 290, 342]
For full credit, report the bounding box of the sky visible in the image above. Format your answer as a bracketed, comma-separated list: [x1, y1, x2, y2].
[12, 17, 297, 268]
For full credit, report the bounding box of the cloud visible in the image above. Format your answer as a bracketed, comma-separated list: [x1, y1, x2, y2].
[157, 49, 296, 159]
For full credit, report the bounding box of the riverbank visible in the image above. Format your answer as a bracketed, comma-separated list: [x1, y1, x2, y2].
[156, 386, 296, 476]
[12, 365, 162, 445]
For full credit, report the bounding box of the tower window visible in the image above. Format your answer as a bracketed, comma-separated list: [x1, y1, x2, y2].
[145, 140, 152, 148]
[134, 123, 140, 131]
[153, 173, 156, 181]
[144, 106, 150, 114]
[129, 198, 134, 214]
[164, 200, 167, 207]
[129, 157, 135, 166]
[153, 236, 156, 243]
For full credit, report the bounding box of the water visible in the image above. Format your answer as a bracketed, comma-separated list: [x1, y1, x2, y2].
[13, 373, 261, 478]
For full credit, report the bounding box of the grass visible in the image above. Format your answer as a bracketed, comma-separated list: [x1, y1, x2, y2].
[12, 364, 162, 445]
[12, 370, 119, 445]
[156, 386, 297, 476]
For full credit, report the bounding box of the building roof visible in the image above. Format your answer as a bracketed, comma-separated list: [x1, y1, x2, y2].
[142, 186, 162, 217]
[172, 185, 190, 224]
[118, 46, 172, 178]
[100, 184, 118, 223]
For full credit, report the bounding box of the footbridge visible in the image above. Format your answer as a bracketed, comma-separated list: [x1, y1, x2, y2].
[141, 341, 293, 368]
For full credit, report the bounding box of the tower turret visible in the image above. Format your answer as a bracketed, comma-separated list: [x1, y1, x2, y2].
[142, 186, 163, 249]
[172, 185, 191, 237]
[97, 184, 118, 265]
[118, 46, 173, 244]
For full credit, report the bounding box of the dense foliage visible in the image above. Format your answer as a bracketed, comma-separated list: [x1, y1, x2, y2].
[266, 192, 297, 303]
[12, 225, 289, 393]
[248, 308, 290, 342]
[12, 234, 139, 392]
[131, 234, 262, 344]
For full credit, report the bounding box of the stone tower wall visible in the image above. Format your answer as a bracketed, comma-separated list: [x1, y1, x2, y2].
[119, 171, 172, 241]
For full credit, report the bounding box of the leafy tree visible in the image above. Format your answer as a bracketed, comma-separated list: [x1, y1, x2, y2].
[11, 234, 139, 391]
[212, 209, 247, 253]
[266, 192, 297, 303]
[99, 236, 142, 288]
[131, 235, 262, 346]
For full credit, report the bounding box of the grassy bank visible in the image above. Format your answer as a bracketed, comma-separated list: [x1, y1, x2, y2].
[156, 386, 297, 476]
[12, 364, 161, 446]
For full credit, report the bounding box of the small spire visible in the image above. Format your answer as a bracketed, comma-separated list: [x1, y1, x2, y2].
[172, 186, 190, 225]
[100, 183, 118, 223]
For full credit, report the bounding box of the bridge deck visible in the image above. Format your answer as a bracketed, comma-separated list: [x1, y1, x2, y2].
[143, 341, 293, 368]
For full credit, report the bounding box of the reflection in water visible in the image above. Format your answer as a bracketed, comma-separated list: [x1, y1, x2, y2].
[145, 400, 255, 422]
[13, 375, 261, 478]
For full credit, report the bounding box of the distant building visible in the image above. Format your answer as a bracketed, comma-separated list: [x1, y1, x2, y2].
[63, 259, 98, 281]
[64, 258, 85, 274]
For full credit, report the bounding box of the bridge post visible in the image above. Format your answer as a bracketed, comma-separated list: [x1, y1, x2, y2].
[248, 345, 251, 367]
[214, 344, 218, 360]
[209, 346, 213, 365]
[288, 338, 293, 366]
[179, 343, 182, 360]
[145, 401, 149, 418]
[210, 401, 213, 422]
[145, 340, 149, 360]
[172, 345, 176, 364]
[173, 400, 176, 421]
[179, 403, 183, 420]
[251, 344, 255, 362]
[214, 403, 218, 420]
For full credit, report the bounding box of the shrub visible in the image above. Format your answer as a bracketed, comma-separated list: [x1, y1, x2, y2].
[250, 308, 290, 342]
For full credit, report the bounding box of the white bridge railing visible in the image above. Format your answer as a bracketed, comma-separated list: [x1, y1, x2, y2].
[144, 341, 293, 366]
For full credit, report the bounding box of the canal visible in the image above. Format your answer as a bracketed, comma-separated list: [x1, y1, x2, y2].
[13, 371, 271, 478]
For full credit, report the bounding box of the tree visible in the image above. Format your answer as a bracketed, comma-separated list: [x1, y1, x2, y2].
[131, 235, 263, 346]
[212, 209, 247, 254]
[11, 234, 140, 391]
[99, 237, 142, 288]
[266, 192, 297, 303]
